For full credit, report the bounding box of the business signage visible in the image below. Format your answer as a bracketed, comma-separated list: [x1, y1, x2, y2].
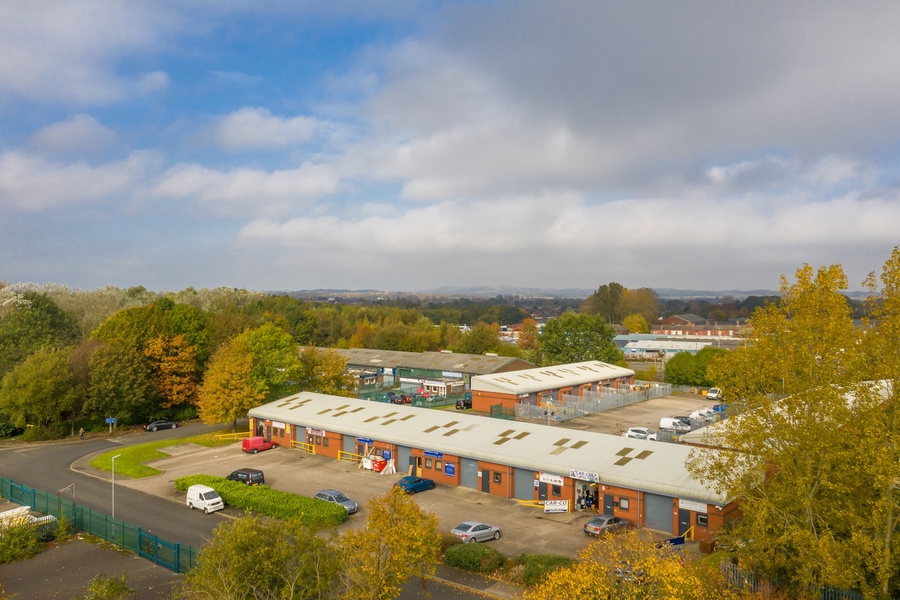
[382, 450, 392, 461]
[424, 450, 443, 459]
[678, 499, 708, 513]
[357, 437, 374, 444]
[307, 428, 326, 437]
[444, 462, 456, 477]
[544, 500, 569, 514]
[272, 421, 285, 429]
[539, 473, 564, 486]
[569, 469, 600, 483]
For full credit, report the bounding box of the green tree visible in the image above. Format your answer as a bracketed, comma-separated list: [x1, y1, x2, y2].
[618, 287, 661, 326]
[196, 338, 263, 429]
[339, 487, 441, 600]
[240, 323, 300, 401]
[540, 312, 624, 366]
[622, 313, 649, 334]
[0, 347, 79, 430]
[455, 322, 501, 355]
[693, 346, 727, 387]
[180, 515, 339, 600]
[688, 262, 873, 597]
[0, 291, 81, 379]
[86, 340, 156, 425]
[580, 282, 624, 323]
[663, 352, 697, 385]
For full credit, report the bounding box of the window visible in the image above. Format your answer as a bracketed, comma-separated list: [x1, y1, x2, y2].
[696, 513, 708, 526]
[425, 458, 432, 469]
[322, 437, 329, 447]
[551, 485, 561, 497]
[619, 498, 630, 511]
[493, 472, 502, 484]
[314, 436, 321, 446]
[436, 460, 442, 471]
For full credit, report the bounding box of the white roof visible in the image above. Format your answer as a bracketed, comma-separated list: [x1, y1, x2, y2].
[249, 392, 728, 504]
[471, 361, 635, 395]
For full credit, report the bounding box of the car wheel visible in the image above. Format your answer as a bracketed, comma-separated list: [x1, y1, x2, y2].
[252, 449, 258, 454]
[188, 503, 194, 510]
[493, 531, 500, 540]
[467, 537, 477, 543]
[271, 443, 277, 448]
[171, 424, 176, 429]
[429, 482, 435, 489]
[204, 506, 210, 514]
[151, 426, 157, 432]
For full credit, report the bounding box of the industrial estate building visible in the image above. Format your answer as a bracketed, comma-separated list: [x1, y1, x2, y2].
[248, 388, 738, 538]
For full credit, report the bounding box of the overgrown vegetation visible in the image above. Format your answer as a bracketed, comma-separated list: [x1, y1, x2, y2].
[444, 543, 506, 573]
[174, 475, 348, 526]
[0, 521, 41, 564]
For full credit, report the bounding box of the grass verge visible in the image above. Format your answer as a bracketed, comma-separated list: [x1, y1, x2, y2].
[89, 432, 238, 478]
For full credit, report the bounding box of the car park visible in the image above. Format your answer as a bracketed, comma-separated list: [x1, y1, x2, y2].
[145, 420, 177, 431]
[241, 436, 277, 454]
[706, 387, 723, 401]
[185, 484, 224, 514]
[450, 521, 501, 543]
[583, 515, 631, 536]
[394, 476, 435, 494]
[314, 489, 358, 514]
[623, 427, 657, 441]
[226, 468, 265, 486]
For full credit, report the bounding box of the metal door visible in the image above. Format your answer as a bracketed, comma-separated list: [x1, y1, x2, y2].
[538, 482, 548, 501]
[644, 493, 674, 533]
[678, 509, 692, 536]
[481, 469, 491, 492]
[460, 458, 478, 489]
[604, 494, 615, 515]
[396, 446, 412, 475]
[342, 435, 355, 454]
[513, 468, 534, 500]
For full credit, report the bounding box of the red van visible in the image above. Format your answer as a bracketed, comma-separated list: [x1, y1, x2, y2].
[241, 436, 277, 454]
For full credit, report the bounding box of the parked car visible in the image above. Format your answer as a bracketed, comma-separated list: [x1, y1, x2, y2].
[690, 409, 716, 421]
[145, 420, 177, 431]
[241, 436, 277, 454]
[226, 468, 265, 486]
[314, 489, 358, 514]
[583, 515, 631, 537]
[450, 521, 501, 543]
[394, 476, 435, 494]
[456, 397, 472, 410]
[185, 484, 224, 514]
[623, 427, 657, 441]
[706, 387, 722, 401]
[658, 417, 690, 433]
[400, 393, 412, 403]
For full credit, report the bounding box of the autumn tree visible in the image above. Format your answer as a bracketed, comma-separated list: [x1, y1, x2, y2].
[143, 334, 199, 409]
[339, 486, 441, 600]
[291, 346, 356, 397]
[622, 313, 649, 334]
[540, 312, 624, 366]
[688, 262, 882, 597]
[618, 287, 661, 326]
[527, 529, 753, 600]
[196, 338, 263, 429]
[180, 515, 339, 600]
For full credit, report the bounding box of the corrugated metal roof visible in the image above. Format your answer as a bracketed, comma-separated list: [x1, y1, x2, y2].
[326, 348, 534, 375]
[249, 392, 728, 504]
[471, 361, 635, 395]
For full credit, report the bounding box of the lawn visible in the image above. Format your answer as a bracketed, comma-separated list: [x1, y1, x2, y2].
[89, 432, 238, 478]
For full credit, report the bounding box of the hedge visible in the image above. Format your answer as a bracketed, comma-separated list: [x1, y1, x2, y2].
[444, 542, 506, 573]
[174, 475, 347, 528]
[521, 553, 575, 586]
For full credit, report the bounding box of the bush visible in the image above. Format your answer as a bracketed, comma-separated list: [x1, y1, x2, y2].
[21, 423, 68, 442]
[0, 521, 41, 563]
[0, 420, 23, 439]
[440, 531, 463, 552]
[174, 475, 347, 528]
[520, 553, 575, 586]
[445, 542, 505, 573]
[170, 404, 198, 422]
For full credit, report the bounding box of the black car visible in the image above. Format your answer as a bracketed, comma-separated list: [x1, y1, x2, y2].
[456, 396, 472, 410]
[226, 468, 265, 486]
[145, 420, 177, 432]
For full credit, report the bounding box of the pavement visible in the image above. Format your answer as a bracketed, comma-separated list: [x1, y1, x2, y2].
[1, 392, 710, 599]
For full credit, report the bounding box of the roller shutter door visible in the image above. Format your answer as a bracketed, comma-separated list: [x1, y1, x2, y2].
[644, 493, 674, 533]
[396, 446, 412, 475]
[460, 458, 478, 489]
[513, 468, 535, 500]
[342, 436, 355, 454]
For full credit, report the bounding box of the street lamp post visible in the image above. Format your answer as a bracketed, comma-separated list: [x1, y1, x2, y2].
[111, 454, 121, 518]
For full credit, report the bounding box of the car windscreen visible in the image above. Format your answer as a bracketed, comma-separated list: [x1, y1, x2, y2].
[202, 491, 220, 500]
[332, 493, 349, 502]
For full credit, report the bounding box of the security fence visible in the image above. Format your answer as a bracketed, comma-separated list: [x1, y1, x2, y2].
[0, 476, 197, 574]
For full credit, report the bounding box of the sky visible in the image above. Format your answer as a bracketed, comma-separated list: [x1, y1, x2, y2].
[2, 1, 899, 294]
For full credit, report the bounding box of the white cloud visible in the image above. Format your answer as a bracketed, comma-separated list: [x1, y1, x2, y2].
[28, 115, 117, 156]
[0, 151, 157, 211]
[212, 108, 322, 150]
[152, 162, 340, 217]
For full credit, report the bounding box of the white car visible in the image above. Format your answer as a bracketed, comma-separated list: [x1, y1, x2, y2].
[706, 388, 722, 401]
[690, 409, 716, 421]
[623, 427, 657, 441]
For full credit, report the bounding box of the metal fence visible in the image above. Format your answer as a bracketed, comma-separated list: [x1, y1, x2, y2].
[719, 561, 868, 600]
[0, 476, 197, 574]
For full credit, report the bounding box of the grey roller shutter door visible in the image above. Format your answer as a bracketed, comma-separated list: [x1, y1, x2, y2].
[513, 468, 534, 500]
[460, 458, 478, 489]
[396, 446, 412, 475]
[644, 493, 673, 533]
[342, 435, 355, 454]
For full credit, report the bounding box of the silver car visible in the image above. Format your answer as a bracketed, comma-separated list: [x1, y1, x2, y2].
[450, 521, 502, 543]
[583, 515, 631, 537]
[314, 489, 358, 514]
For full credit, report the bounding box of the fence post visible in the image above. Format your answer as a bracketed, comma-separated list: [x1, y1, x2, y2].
[173, 542, 180, 573]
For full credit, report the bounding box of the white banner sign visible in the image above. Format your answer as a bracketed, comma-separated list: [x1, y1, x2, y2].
[306, 428, 326, 437]
[569, 469, 600, 483]
[544, 500, 569, 513]
[678, 499, 708, 513]
[539, 473, 564, 486]
[272, 421, 285, 429]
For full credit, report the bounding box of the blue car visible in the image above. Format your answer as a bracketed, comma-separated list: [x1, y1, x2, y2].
[394, 476, 435, 494]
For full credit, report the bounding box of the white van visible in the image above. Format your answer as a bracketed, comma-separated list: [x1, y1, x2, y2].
[185, 484, 224, 514]
[659, 417, 691, 433]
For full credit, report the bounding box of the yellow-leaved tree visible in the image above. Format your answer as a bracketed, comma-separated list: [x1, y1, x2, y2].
[196, 338, 263, 430]
[143, 334, 198, 408]
[339, 486, 441, 600]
